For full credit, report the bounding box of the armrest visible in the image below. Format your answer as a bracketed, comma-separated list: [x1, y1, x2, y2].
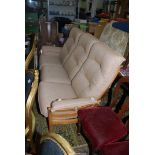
[50, 98, 100, 112]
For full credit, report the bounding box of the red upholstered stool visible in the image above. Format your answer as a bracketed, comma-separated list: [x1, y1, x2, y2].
[100, 141, 129, 155]
[78, 107, 128, 151]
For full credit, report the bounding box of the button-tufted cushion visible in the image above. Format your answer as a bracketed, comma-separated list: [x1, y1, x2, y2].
[41, 33, 98, 84]
[72, 42, 125, 99]
[100, 141, 129, 155]
[40, 27, 83, 69]
[60, 27, 84, 65]
[64, 33, 98, 80]
[78, 107, 128, 150]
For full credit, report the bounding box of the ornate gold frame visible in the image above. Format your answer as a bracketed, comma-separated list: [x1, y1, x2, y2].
[25, 35, 36, 71]
[25, 70, 39, 144]
[40, 133, 75, 155]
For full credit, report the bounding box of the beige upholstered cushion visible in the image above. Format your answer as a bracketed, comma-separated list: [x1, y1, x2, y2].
[72, 42, 125, 99]
[41, 33, 98, 84]
[39, 54, 61, 69]
[41, 46, 62, 55]
[99, 21, 129, 56]
[41, 65, 71, 84]
[39, 28, 83, 69]
[64, 33, 98, 80]
[38, 82, 77, 117]
[60, 27, 84, 65]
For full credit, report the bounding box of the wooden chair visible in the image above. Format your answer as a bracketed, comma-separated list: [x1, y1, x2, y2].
[25, 69, 39, 150]
[78, 76, 129, 154]
[39, 20, 58, 46]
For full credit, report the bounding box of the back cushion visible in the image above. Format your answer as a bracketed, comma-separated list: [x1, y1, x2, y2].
[99, 21, 128, 56]
[64, 33, 98, 80]
[72, 42, 125, 99]
[60, 27, 83, 64]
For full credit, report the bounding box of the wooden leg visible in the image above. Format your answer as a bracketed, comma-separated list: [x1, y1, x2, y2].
[88, 142, 98, 155]
[48, 108, 53, 132]
[77, 120, 81, 136]
[48, 116, 53, 132]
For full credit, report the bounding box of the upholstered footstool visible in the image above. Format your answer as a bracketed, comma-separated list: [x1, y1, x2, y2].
[78, 107, 128, 152]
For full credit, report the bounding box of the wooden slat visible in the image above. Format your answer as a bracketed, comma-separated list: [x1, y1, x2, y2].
[49, 119, 78, 125]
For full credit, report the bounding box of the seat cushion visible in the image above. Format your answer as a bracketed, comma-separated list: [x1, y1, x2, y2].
[41, 65, 71, 84]
[78, 107, 128, 150]
[41, 46, 62, 55]
[100, 141, 129, 155]
[39, 54, 61, 69]
[38, 82, 77, 117]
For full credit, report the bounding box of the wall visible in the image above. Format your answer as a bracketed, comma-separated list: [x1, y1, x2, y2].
[96, 0, 104, 9]
[79, 0, 87, 9]
[79, 0, 104, 10]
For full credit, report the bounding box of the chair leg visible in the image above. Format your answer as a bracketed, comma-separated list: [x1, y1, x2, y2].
[48, 108, 53, 132]
[48, 117, 53, 132]
[88, 142, 99, 155]
[77, 120, 82, 136]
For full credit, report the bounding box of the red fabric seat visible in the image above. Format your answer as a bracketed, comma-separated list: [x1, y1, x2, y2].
[100, 141, 129, 155]
[78, 107, 128, 150]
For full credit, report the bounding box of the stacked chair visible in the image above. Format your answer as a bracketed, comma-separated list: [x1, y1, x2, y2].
[38, 27, 125, 131]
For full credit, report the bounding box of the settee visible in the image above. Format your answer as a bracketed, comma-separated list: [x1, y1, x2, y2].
[38, 27, 125, 130]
